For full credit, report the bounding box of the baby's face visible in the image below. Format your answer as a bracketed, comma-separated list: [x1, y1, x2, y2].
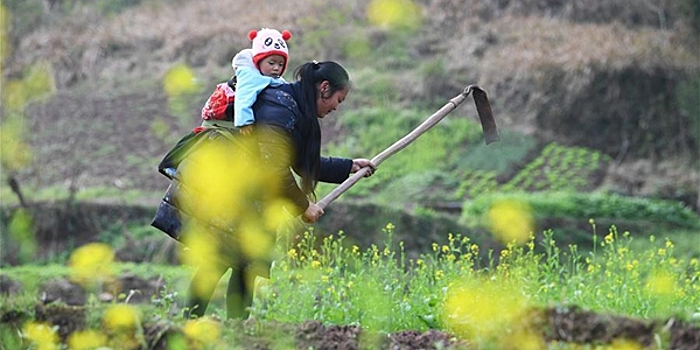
[259, 55, 286, 78]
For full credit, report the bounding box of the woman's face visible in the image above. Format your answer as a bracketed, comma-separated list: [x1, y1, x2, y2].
[316, 85, 349, 119]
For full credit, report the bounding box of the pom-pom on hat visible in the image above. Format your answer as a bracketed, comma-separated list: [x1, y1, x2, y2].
[249, 28, 292, 75]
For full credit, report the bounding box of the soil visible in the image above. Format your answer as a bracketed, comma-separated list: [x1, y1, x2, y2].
[1, 274, 699, 349]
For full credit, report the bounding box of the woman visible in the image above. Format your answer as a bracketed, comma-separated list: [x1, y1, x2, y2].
[180, 60, 376, 319]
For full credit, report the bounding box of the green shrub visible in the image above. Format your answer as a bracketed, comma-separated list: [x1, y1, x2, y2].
[680, 0, 700, 35]
[460, 191, 700, 229]
[676, 74, 700, 157]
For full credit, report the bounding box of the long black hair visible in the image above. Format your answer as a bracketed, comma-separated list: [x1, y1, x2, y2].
[292, 61, 350, 198]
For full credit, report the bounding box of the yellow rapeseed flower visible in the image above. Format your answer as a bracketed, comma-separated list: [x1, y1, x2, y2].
[500, 248, 511, 259]
[606, 338, 644, 350]
[498, 328, 545, 350]
[183, 317, 221, 345]
[444, 278, 528, 342]
[645, 269, 677, 296]
[238, 222, 273, 260]
[383, 247, 391, 256]
[67, 329, 107, 350]
[665, 239, 674, 248]
[486, 198, 533, 245]
[527, 238, 535, 251]
[604, 232, 614, 245]
[366, 0, 422, 29]
[22, 322, 58, 350]
[163, 63, 199, 97]
[68, 242, 115, 288]
[103, 304, 140, 330]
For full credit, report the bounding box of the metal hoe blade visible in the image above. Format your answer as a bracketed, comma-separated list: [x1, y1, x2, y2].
[467, 84, 500, 144]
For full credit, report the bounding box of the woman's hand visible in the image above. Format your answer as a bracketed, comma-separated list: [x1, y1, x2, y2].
[302, 202, 324, 223]
[239, 125, 254, 136]
[351, 158, 377, 177]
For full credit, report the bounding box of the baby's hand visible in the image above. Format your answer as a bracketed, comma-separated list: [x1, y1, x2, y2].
[239, 125, 254, 135]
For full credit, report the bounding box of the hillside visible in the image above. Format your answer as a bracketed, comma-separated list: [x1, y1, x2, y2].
[1, 0, 700, 249]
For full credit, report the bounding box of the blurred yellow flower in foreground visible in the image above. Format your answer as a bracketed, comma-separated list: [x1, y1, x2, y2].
[486, 198, 533, 245]
[7, 208, 36, 263]
[498, 327, 545, 350]
[183, 317, 221, 345]
[163, 63, 199, 97]
[239, 222, 273, 260]
[0, 118, 33, 170]
[67, 329, 107, 350]
[367, 0, 422, 30]
[68, 242, 115, 287]
[444, 278, 531, 343]
[22, 322, 58, 350]
[645, 269, 677, 296]
[103, 304, 141, 330]
[605, 338, 644, 350]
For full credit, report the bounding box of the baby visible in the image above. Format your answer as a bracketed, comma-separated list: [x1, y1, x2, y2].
[233, 28, 292, 135]
[198, 28, 292, 135]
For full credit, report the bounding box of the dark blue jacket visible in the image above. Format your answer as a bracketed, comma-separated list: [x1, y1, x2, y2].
[253, 82, 352, 214]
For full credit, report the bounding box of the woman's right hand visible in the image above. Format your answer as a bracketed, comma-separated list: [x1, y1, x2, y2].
[302, 202, 324, 223]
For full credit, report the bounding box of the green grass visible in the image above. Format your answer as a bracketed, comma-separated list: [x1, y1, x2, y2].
[0, 262, 189, 292]
[0, 184, 163, 207]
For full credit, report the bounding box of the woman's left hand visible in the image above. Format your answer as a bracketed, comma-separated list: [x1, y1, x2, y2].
[351, 158, 377, 177]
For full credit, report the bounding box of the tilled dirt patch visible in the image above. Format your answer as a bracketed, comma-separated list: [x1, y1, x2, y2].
[2, 305, 699, 349]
